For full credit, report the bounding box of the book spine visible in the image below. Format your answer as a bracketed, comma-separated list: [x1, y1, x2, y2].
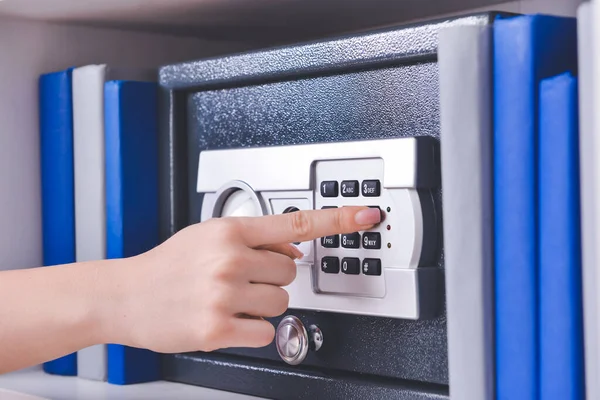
[105, 80, 161, 384]
[494, 15, 578, 400]
[39, 69, 78, 376]
[539, 72, 584, 400]
[494, 17, 539, 399]
[72, 65, 108, 381]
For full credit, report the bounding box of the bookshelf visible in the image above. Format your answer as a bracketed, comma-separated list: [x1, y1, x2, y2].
[0, 0, 582, 274]
[0, 0, 584, 397]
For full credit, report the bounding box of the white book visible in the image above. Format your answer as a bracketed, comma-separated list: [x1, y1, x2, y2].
[438, 24, 494, 400]
[578, 2, 597, 399]
[72, 64, 154, 381]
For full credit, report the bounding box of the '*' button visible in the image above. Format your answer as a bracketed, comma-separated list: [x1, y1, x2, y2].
[321, 257, 339, 274]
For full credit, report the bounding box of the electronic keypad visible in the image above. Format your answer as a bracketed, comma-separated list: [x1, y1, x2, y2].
[197, 137, 441, 321]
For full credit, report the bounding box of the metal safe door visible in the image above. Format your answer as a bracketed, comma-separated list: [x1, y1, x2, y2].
[158, 12, 498, 400]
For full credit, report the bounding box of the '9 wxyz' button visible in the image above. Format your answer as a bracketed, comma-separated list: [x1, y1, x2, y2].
[362, 232, 381, 249]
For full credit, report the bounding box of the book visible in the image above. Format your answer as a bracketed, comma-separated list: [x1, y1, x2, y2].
[438, 24, 494, 400]
[577, 2, 597, 399]
[104, 80, 161, 384]
[539, 72, 584, 400]
[493, 14, 577, 399]
[38, 68, 78, 376]
[72, 65, 155, 381]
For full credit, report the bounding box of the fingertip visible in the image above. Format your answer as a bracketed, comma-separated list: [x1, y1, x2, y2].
[354, 207, 382, 226]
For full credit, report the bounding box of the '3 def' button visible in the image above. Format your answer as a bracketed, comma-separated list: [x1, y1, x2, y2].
[361, 180, 381, 197]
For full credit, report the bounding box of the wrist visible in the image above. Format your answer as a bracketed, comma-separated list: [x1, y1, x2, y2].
[87, 257, 137, 346]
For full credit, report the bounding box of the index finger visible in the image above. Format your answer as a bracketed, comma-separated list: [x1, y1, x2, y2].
[237, 206, 382, 247]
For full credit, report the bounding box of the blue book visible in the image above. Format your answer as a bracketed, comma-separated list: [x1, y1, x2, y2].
[539, 73, 584, 400]
[104, 80, 160, 384]
[39, 68, 78, 376]
[493, 14, 577, 400]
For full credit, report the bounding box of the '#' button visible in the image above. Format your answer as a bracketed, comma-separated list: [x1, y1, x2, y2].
[362, 258, 381, 276]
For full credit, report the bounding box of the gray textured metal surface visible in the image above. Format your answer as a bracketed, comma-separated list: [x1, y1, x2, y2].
[162, 352, 450, 400]
[159, 14, 495, 90]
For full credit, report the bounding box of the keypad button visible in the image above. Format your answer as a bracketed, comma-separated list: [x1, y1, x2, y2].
[341, 258, 360, 275]
[362, 232, 381, 249]
[362, 258, 382, 276]
[367, 205, 384, 221]
[361, 180, 381, 197]
[321, 235, 339, 248]
[320, 181, 338, 197]
[321, 206, 337, 209]
[341, 180, 359, 197]
[321, 257, 339, 274]
[341, 232, 361, 248]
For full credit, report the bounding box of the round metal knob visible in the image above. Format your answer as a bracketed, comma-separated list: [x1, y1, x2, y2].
[211, 180, 266, 219]
[276, 315, 322, 365]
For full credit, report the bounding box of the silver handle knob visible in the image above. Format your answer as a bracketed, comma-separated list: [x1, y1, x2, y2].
[275, 315, 323, 365]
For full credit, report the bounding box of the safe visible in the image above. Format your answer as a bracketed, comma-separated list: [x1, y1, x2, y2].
[157, 12, 498, 399]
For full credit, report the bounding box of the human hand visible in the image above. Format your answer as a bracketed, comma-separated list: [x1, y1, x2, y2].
[100, 206, 381, 354]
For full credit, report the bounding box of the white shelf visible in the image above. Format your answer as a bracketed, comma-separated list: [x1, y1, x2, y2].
[0, 0, 583, 45]
[0, 367, 262, 400]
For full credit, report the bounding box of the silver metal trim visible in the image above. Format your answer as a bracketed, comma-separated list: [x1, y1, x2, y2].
[308, 325, 323, 352]
[197, 137, 438, 193]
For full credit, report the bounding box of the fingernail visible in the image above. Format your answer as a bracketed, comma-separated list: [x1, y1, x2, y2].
[355, 208, 381, 225]
[288, 244, 304, 259]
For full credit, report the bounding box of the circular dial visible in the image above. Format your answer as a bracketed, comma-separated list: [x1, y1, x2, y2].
[220, 189, 263, 218]
[211, 180, 266, 219]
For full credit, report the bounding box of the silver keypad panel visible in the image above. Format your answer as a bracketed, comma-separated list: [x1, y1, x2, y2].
[197, 138, 441, 320]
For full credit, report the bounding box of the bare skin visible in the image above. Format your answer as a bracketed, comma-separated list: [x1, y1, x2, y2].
[0, 206, 381, 374]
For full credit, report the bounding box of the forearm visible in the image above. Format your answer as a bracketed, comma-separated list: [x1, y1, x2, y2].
[0, 259, 121, 373]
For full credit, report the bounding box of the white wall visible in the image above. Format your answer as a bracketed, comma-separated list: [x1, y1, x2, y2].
[0, 0, 583, 271]
[0, 17, 245, 270]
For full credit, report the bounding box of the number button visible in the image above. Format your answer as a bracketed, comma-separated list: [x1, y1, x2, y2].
[321, 257, 340, 274]
[361, 180, 381, 197]
[341, 232, 360, 248]
[362, 232, 381, 249]
[341, 180, 359, 197]
[341, 258, 360, 275]
[362, 258, 382, 276]
[320, 181, 338, 197]
[321, 235, 339, 248]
